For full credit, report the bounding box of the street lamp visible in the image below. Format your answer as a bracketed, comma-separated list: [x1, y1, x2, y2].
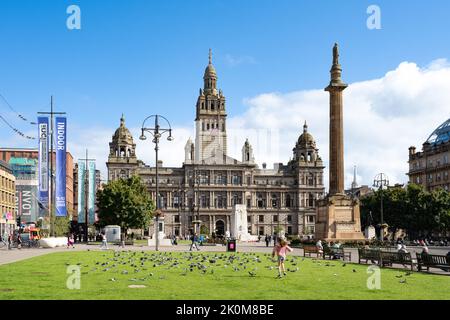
[140, 115, 173, 251]
[373, 173, 389, 241]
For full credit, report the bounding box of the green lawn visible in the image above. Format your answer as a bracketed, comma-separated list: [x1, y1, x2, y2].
[0, 250, 449, 300]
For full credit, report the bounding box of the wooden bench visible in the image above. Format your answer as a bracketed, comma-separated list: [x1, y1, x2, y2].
[379, 251, 414, 271]
[323, 247, 352, 261]
[303, 245, 322, 258]
[358, 248, 382, 265]
[416, 253, 450, 272]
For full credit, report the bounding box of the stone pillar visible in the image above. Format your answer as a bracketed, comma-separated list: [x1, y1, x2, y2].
[325, 43, 347, 196]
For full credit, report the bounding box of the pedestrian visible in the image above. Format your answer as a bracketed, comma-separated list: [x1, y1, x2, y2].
[67, 233, 75, 249]
[272, 239, 293, 278]
[17, 233, 22, 250]
[265, 235, 269, 247]
[316, 239, 324, 254]
[7, 234, 12, 250]
[189, 233, 200, 251]
[100, 233, 108, 250]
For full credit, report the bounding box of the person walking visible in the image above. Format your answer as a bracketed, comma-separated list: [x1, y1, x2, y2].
[67, 234, 73, 249]
[7, 233, 12, 250]
[189, 233, 200, 251]
[272, 239, 293, 278]
[265, 235, 270, 247]
[100, 233, 108, 250]
[17, 233, 22, 250]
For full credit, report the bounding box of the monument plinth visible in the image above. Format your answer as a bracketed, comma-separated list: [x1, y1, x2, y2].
[315, 43, 364, 241]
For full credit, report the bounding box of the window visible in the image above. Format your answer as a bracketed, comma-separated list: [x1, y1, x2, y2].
[258, 215, 264, 223]
[308, 193, 314, 207]
[287, 226, 292, 235]
[287, 215, 292, 223]
[247, 216, 251, 223]
[232, 192, 242, 205]
[232, 174, 241, 185]
[259, 226, 264, 236]
[271, 194, 278, 208]
[188, 216, 192, 224]
[215, 173, 227, 185]
[308, 216, 314, 223]
[174, 215, 180, 223]
[273, 215, 278, 223]
[257, 193, 265, 208]
[247, 176, 251, 185]
[247, 198, 251, 208]
[200, 193, 209, 208]
[308, 174, 314, 186]
[285, 194, 291, 208]
[216, 192, 227, 208]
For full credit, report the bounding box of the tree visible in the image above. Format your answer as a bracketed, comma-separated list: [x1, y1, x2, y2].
[97, 176, 155, 237]
[360, 183, 450, 238]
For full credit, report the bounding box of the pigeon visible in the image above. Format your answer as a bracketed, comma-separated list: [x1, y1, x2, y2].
[399, 279, 407, 284]
[121, 270, 129, 275]
[405, 272, 412, 276]
[342, 263, 347, 267]
[248, 271, 256, 277]
[352, 269, 357, 273]
[109, 278, 116, 282]
[289, 267, 299, 272]
[395, 275, 403, 278]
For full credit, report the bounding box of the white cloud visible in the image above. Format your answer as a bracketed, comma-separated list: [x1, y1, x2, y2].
[224, 54, 257, 67]
[69, 59, 450, 192]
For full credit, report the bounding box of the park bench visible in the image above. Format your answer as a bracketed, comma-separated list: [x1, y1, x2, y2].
[379, 251, 414, 271]
[416, 253, 450, 272]
[303, 245, 322, 258]
[323, 247, 352, 261]
[358, 248, 382, 265]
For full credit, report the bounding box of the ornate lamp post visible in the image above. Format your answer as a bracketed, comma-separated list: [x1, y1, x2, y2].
[139, 115, 173, 251]
[373, 173, 389, 241]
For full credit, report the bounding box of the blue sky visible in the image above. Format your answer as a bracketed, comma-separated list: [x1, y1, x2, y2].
[1, 0, 450, 185]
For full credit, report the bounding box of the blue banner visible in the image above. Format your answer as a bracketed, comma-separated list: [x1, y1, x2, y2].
[77, 162, 86, 223]
[88, 160, 96, 224]
[37, 117, 49, 217]
[55, 117, 67, 217]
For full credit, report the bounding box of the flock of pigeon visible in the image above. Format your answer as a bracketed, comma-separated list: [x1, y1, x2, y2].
[66, 250, 412, 284]
[67, 251, 304, 283]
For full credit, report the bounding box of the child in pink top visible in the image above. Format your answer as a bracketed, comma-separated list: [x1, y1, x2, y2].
[272, 239, 293, 278]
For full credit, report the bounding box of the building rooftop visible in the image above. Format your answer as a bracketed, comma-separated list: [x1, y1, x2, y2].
[426, 118, 450, 145]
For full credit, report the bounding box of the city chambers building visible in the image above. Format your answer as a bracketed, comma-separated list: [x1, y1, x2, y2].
[408, 118, 450, 192]
[106, 52, 325, 238]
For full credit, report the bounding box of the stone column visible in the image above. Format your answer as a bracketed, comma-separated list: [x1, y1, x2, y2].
[325, 43, 348, 195]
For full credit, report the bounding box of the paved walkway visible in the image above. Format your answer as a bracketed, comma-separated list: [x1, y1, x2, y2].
[1, 242, 449, 275]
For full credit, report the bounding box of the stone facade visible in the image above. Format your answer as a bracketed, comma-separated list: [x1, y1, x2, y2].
[106, 51, 325, 238]
[408, 119, 450, 192]
[0, 160, 16, 236]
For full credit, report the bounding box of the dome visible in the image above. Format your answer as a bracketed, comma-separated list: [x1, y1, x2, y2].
[204, 48, 217, 79]
[204, 63, 217, 78]
[113, 115, 134, 143]
[426, 118, 450, 145]
[297, 122, 316, 147]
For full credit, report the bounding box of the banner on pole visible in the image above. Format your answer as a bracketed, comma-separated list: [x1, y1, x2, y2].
[88, 160, 96, 224]
[77, 162, 86, 223]
[37, 117, 49, 217]
[55, 117, 67, 217]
